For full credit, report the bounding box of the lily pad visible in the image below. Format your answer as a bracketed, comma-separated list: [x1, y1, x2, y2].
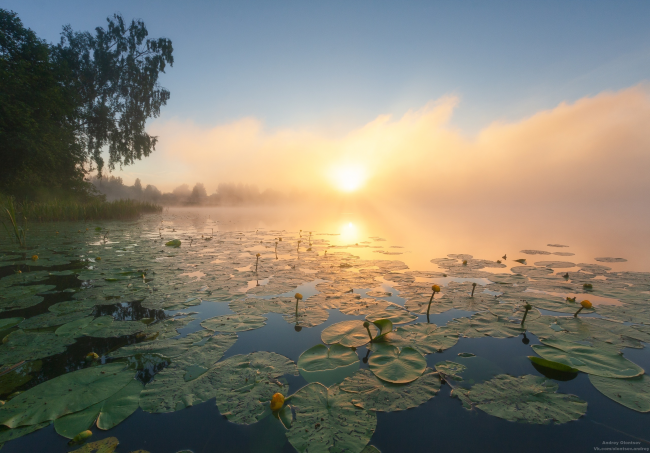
[528, 356, 579, 373]
[340, 368, 440, 411]
[589, 374, 650, 412]
[298, 344, 358, 372]
[368, 344, 426, 384]
[460, 374, 587, 424]
[0, 363, 134, 428]
[69, 436, 119, 453]
[200, 314, 267, 333]
[287, 382, 376, 453]
[0, 330, 76, 365]
[365, 304, 417, 325]
[322, 320, 376, 348]
[165, 240, 181, 247]
[532, 338, 644, 378]
[373, 323, 459, 355]
[435, 361, 466, 381]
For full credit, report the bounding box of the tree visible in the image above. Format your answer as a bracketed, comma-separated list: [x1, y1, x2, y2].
[0, 10, 84, 199]
[0, 9, 173, 200]
[54, 14, 173, 176]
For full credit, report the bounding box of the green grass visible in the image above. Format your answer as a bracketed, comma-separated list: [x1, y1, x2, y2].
[0, 195, 162, 223]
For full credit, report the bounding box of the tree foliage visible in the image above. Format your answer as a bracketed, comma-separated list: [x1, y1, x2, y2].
[0, 9, 173, 200]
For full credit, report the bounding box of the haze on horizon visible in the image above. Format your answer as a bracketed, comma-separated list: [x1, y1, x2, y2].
[9, 1, 650, 207]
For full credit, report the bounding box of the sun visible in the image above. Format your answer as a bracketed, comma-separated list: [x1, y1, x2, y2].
[331, 165, 367, 192]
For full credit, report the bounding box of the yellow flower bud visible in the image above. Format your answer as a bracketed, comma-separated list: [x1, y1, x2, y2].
[270, 392, 285, 411]
[580, 300, 592, 309]
[432, 284, 440, 293]
[86, 352, 99, 360]
[31, 255, 38, 261]
[96, 257, 101, 261]
[295, 293, 303, 300]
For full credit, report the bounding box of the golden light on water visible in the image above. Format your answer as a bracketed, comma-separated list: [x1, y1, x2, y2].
[331, 165, 367, 192]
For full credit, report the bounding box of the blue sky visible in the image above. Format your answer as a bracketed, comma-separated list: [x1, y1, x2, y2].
[7, 1, 650, 135]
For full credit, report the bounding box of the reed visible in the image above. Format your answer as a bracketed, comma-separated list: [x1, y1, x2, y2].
[0, 195, 162, 223]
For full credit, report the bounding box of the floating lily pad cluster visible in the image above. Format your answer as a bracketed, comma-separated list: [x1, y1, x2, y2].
[0, 217, 648, 452]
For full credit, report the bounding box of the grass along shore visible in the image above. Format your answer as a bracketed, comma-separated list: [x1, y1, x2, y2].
[1, 195, 162, 223]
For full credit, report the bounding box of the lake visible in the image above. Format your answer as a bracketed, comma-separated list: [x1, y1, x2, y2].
[0, 202, 648, 452]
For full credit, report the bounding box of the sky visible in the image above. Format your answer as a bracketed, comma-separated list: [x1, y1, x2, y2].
[6, 1, 650, 199]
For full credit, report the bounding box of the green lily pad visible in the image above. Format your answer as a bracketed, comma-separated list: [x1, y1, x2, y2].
[286, 382, 376, 453]
[340, 368, 440, 411]
[0, 318, 23, 331]
[165, 239, 181, 247]
[371, 323, 459, 355]
[321, 320, 375, 348]
[298, 344, 358, 372]
[368, 344, 426, 384]
[69, 436, 119, 453]
[54, 402, 102, 439]
[589, 374, 650, 413]
[0, 360, 42, 395]
[96, 379, 144, 429]
[201, 314, 267, 333]
[0, 330, 76, 365]
[365, 304, 417, 325]
[140, 351, 297, 424]
[0, 363, 134, 428]
[532, 338, 644, 378]
[470, 312, 524, 338]
[435, 361, 466, 381]
[18, 309, 93, 330]
[528, 356, 579, 373]
[458, 352, 475, 358]
[0, 422, 49, 446]
[461, 374, 587, 424]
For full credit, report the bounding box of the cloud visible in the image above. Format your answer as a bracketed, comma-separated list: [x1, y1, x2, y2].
[136, 85, 650, 204]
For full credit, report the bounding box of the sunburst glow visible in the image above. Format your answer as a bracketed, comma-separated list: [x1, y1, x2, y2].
[331, 165, 367, 192]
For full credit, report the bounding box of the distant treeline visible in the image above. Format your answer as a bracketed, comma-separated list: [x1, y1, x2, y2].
[91, 176, 295, 206]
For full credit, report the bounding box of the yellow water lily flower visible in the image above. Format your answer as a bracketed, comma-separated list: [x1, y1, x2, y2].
[86, 352, 99, 360]
[295, 293, 303, 300]
[96, 257, 101, 261]
[31, 255, 38, 261]
[270, 392, 285, 411]
[574, 299, 592, 317]
[432, 285, 441, 293]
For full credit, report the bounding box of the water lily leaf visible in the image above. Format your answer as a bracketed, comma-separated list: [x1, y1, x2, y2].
[589, 374, 650, 412]
[0, 422, 49, 446]
[165, 240, 181, 247]
[532, 338, 644, 378]
[54, 402, 102, 439]
[368, 344, 426, 384]
[286, 382, 376, 453]
[528, 356, 579, 373]
[458, 352, 475, 358]
[300, 362, 360, 388]
[435, 361, 466, 381]
[340, 368, 440, 411]
[361, 447, 381, 453]
[18, 309, 93, 330]
[0, 363, 134, 428]
[0, 318, 22, 331]
[172, 333, 238, 370]
[298, 344, 358, 372]
[0, 330, 76, 365]
[69, 436, 119, 453]
[200, 314, 267, 333]
[533, 261, 576, 269]
[365, 304, 417, 325]
[140, 351, 296, 424]
[470, 312, 524, 338]
[282, 306, 329, 328]
[595, 257, 627, 263]
[96, 379, 144, 429]
[373, 323, 459, 355]
[0, 360, 42, 395]
[108, 330, 212, 360]
[321, 320, 375, 348]
[462, 374, 587, 424]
